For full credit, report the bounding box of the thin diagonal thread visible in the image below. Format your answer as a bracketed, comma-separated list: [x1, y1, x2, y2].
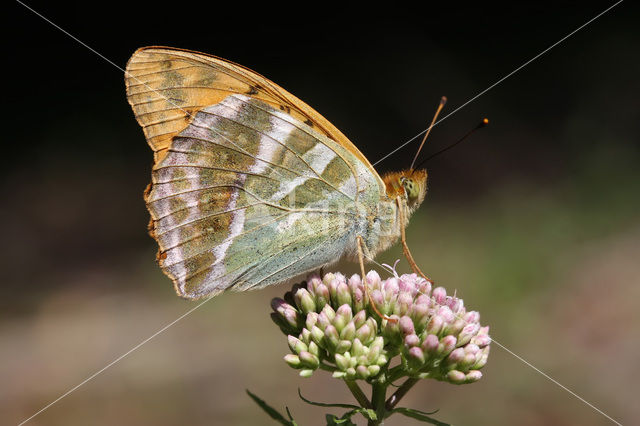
[14, 0, 193, 118]
[490, 338, 622, 426]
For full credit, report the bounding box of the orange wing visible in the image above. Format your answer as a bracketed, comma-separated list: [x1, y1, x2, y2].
[125, 46, 382, 183]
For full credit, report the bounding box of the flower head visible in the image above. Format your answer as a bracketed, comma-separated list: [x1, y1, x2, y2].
[271, 269, 490, 385]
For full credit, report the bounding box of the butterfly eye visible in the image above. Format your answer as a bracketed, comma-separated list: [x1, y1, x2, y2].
[401, 178, 418, 200]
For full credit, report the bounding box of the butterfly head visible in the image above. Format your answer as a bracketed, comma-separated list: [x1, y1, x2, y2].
[382, 169, 428, 211]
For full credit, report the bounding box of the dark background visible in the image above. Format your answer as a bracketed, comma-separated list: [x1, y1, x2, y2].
[6, 1, 639, 425]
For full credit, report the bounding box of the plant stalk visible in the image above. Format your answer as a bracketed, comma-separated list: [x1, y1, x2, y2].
[369, 381, 387, 425]
[344, 380, 371, 409]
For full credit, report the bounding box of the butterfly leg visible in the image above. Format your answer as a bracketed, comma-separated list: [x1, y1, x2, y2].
[396, 197, 433, 284]
[357, 235, 397, 323]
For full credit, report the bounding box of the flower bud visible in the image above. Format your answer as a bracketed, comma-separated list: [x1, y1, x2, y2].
[446, 370, 466, 384]
[410, 302, 430, 331]
[367, 365, 381, 377]
[322, 272, 336, 287]
[336, 282, 352, 306]
[284, 354, 301, 368]
[306, 274, 322, 293]
[356, 365, 370, 379]
[367, 337, 383, 363]
[432, 287, 447, 304]
[348, 275, 365, 308]
[417, 279, 432, 296]
[464, 311, 480, 323]
[310, 326, 325, 347]
[404, 334, 420, 347]
[440, 335, 457, 356]
[397, 274, 417, 295]
[288, 335, 307, 354]
[396, 292, 413, 316]
[348, 274, 362, 292]
[305, 312, 318, 329]
[464, 343, 480, 355]
[299, 369, 314, 378]
[352, 310, 367, 328]
[426, 315, 444, 335]
[321, 304, 336, 322]
[436, 305, 454, 323]
[324, 325, 339, 349]
[299, 351, 320, 369]
[336, 304, 353, 323]
[329, 275, 345, 301]
[351, 338, 365, 357]
[300, 328, 311, 344]
[471, 334, 491, 348]
[346, 367, 356, 379]
[457, 323, 480, 347]
[384, 278, 399, 300]
[314, 283, 330, 309]
[472, 352, 489, 370]
[356, 323, 373, 344]
[408, 347, 425, 365]
[336, 340, 352, 354]
[317, 311, 331, 330]
[447, 296, 464, 314]
[465, 370, 482, 382]
[294, 288, 316, 314]
[365, 270, 381, 290]
[335, 353, 350, 371]
[446, 348, 465, 366]
[370, 289, 384, 311]
[376, 354, 388, 366]
[399, 316, 415, 336]
[340, 321, 356, 341]
[307, 340, 319, 356]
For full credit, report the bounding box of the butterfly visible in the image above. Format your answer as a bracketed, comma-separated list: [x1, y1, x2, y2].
[125, 47, 430, 300]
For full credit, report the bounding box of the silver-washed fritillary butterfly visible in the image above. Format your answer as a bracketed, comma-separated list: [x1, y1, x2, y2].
[125, 47, 429, 300]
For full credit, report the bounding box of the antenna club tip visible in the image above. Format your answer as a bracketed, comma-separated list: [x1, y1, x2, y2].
[477, 118, 489, 128]
[440, 96, 448, 105]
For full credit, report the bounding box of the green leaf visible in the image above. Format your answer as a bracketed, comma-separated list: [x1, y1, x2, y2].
[246, 389, 297, 426]
[297, 388, 360, 409]
[325, 407, 377, 425]
[390, 407, 449, 425]
[326, 413, 357, 426]
[359, 408, 378, 420]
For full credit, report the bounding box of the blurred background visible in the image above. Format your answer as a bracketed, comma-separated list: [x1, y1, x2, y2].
[6, 1, 639, 425]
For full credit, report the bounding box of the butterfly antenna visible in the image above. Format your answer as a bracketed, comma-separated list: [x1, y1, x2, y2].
[414, 118, 489, 169]
[409, 96, 447, 171]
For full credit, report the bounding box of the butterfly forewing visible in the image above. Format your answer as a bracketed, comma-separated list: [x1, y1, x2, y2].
[126, 47, 382, 178]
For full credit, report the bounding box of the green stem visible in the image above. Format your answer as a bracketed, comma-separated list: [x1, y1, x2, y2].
[344, 380, 371, 409]
[385, 377, 419, 411]
[369, 381, 387, 425]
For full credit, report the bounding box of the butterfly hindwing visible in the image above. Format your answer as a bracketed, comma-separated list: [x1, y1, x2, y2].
[146, 95, 380, 298]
